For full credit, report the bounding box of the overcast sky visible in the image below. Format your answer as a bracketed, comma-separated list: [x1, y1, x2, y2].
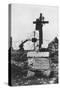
[11, 4, 58, 49]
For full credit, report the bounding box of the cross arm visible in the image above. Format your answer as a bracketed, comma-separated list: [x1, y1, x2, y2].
[33, 21, 49, 24]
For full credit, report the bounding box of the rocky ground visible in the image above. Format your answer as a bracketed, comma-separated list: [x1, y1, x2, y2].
[11, 58, 58, 86]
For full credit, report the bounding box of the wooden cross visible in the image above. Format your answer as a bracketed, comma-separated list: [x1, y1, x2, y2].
[33, 13, 49, 51]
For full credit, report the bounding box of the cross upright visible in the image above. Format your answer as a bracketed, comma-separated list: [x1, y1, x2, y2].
[33, 13, 49, 51]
